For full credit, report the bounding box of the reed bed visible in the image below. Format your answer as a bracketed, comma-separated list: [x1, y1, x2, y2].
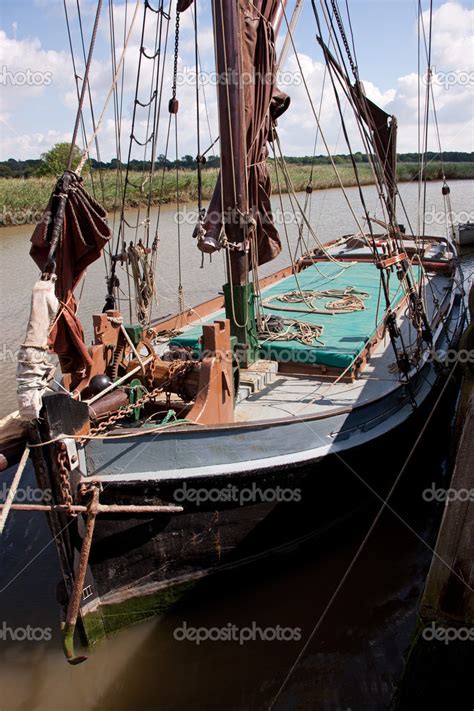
[0, 162, 472, 226]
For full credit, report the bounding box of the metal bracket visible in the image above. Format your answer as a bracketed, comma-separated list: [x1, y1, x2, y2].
[62, 438, 79, 471]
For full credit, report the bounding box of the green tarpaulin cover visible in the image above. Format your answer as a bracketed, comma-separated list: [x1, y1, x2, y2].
[171, 262, 419, 370]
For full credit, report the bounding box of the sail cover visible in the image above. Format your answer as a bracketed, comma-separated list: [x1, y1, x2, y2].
[181, 0, 290, 267]
[30, 172, 111, 386]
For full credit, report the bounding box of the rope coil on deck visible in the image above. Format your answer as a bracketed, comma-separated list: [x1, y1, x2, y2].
[258, 316, 325, 346]
[262, 287, 370, 316]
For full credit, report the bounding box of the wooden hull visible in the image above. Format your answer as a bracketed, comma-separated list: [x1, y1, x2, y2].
[44, 368, 457, 648]
[33, 356, 463, 648]
[27, 257, 466, 650]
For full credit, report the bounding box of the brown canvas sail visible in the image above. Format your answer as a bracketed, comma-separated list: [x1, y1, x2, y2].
[182, 0, 289, 269]
[30, 172, 111, 385]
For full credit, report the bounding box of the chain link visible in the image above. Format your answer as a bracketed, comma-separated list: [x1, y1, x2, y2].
[171, 10, 180, 101]
[84, 361, 194, 440]
[330, 0, 358, 80]
[56, 442, 76, 517]
[147, 356, 157, 389]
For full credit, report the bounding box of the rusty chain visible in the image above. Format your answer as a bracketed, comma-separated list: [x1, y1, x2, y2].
[167, 359, 194, 402]
[56, 442, 76, 516]
[51, 361, 195, 516]
[85, 361, 194, 440]
[147, 356, 157, 389]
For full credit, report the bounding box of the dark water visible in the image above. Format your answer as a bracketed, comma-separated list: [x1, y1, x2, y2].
[0, 414, 459, 711]
[0, 181, 473, 710]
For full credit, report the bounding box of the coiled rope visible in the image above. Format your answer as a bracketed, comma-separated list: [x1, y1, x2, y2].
[262, 287, 369, 315]
[258, 316, 325, 347]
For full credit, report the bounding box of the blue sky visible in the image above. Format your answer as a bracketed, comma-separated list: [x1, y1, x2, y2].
[0, 0, 473, 160]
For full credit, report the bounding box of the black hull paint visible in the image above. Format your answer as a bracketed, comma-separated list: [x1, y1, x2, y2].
[34, 368, 461, 648]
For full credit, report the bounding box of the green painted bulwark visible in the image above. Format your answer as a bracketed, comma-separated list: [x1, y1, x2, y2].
[223, 282, 259, 366]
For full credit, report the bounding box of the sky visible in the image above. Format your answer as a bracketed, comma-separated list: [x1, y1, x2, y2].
[0, 0, 473, 162]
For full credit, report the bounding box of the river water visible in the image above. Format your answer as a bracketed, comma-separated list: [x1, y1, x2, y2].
[0, 180, 473, 710]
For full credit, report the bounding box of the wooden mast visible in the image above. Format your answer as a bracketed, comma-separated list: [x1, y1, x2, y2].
[211, 0, 287, 364]
[211, 0, 255, 364]
[212, 0, 247, 285]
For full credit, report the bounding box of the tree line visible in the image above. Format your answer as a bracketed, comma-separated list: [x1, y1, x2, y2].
[0, 142, 472, 179]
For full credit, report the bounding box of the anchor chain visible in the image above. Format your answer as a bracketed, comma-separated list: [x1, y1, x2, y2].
[86, 384, 166, 439]
[56, 442, 76, 516]
[85, 361, 195, 440]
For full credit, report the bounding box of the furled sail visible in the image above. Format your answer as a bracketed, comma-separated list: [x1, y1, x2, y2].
[16, 279, 59, 419]
[29, 171, 111, 388]
[182, 0, 290, 268]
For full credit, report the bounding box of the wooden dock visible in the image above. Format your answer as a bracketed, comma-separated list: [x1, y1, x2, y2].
[420, 379, 474, 627]
[395, 374, 474, 708]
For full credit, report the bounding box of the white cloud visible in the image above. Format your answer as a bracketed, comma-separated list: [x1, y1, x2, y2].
[0, 29, 77, 158]
[0, 1, 472, 160]
[276, 1, 473, 154]
[425, 1, 474, 69]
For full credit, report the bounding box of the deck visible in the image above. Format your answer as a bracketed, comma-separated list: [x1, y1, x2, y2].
[171, 260, 421, 370]
[163, 254, 453, 423]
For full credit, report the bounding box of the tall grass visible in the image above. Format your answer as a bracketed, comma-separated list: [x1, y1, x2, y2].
[0, 162, 472, 226]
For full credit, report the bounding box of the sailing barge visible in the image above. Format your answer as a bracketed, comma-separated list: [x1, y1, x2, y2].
[0, 0, 467, 662]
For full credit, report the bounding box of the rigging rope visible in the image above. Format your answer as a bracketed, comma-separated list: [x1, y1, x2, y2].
[278, 1, 368, 240]
[128, 241, 155, 325]
[63, 0, 98, 198]
[170, 7, 185, 316]
[68, 0, 103, 171]
[75, 0, 107, 203]
[192, 2, 204, 221]
[76, 0, 141, 177]
[310, 0, 429, 389]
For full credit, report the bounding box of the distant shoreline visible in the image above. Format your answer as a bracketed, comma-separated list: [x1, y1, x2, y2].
[1, 161, 473, 228]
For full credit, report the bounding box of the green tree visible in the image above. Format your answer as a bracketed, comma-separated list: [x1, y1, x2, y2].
[181, 154, 195, 168]
[35, 142, 84, 177]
